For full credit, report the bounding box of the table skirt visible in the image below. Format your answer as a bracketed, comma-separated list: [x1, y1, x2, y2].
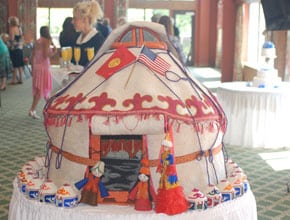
[9, 179, 257, 220]
[217, 82, 290, 148]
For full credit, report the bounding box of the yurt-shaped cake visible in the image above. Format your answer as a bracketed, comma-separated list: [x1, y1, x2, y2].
[43, 21, 227, 208]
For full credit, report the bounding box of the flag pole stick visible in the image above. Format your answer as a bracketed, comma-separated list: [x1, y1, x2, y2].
[124, 61, 137, 89]
[124, 45, 144, 89]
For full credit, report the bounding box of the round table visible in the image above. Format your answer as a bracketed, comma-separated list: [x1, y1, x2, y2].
[217, 81, 290, 148]
[8, 179, 257, 220]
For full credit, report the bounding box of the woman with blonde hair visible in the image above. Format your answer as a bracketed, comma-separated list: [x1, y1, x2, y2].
[8, 16, 24, 84]
[72, 0, 105, 66]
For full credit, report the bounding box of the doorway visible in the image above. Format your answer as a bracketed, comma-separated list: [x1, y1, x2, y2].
[99, 135, 144, 204]
[173, 11, 195, 65]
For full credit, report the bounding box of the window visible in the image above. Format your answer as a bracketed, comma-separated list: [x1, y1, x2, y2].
[247, 2, 266, 65]
[36, 8, 73, 48]
[127, 8, 169, 22]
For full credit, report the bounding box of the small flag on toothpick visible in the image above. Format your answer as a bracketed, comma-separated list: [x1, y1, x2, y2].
[96, 45, 136, 79]
[138, 46, 170, 75]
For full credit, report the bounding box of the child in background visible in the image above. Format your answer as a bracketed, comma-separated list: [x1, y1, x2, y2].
[28, 26, 57, 119]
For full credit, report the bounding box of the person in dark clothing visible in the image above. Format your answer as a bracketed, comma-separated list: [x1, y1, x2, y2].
[103, 18, 112, 35]
[8, 16, 24, 84]
[96, 20, 109, 39]
[59, 17, 80, 48]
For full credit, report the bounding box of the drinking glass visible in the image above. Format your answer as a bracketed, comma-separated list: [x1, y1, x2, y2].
[67, 47, 72, 64]
[74, 47, 81, 66]
[61, 47, 69, 68]
[87, 47, 94, 61]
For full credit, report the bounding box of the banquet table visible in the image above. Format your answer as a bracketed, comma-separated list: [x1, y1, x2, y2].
[216, 81, 290, 148]
[8, 179, 257, 220]
[50, 65, 83, 89]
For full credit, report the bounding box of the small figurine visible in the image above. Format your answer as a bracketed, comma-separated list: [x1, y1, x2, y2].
[155, 129, 189, 215]
[75, 161, 109, 206]
[128, 159, 157, 211]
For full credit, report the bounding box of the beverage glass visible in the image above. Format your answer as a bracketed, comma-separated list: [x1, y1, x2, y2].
[74, 47, 81, 66]
[61, 47, 69, 68]
[87, 47, 94, 61]
[67, 47, 72, 64]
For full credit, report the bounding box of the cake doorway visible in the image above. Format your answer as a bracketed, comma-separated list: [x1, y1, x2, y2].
[99, 135, 144, 204]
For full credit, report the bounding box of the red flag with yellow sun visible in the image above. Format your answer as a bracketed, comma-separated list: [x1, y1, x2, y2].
[96, 45, 136, 78]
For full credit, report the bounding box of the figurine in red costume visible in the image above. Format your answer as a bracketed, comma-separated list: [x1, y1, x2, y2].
[155, 130, 189, 215]
[128, 159, 156, 211]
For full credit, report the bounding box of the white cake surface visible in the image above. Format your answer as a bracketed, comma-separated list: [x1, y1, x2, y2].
[253, 67, 281, 88]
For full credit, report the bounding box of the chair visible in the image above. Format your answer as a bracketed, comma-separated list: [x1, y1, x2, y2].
[23, 43, 33, 78]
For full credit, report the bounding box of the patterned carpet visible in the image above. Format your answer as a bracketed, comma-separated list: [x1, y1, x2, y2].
[0, 71, 290, 220]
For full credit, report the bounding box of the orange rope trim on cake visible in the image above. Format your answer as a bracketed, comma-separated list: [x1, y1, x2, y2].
[50, 145, 97, 166]
[148, 144, 222, 167]
[49, 144, 222, 167]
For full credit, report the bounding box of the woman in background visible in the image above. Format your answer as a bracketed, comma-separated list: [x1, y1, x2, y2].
[59, 17, 80, 48]
[0, 37, 12, 90]
[158, 15, 186, 65]
[72, 0, 105, 66]
[8, 16, 24, 84]
[28, 26, 57, 119]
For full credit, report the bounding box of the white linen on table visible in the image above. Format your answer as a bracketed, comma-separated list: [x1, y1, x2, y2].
[217, 81, 290, 148]
[50, 65, 83, 86]
[9, 179, 257, 220]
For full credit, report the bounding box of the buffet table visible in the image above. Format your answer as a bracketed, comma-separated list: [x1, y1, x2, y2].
[217, 81, 290, 148]
[9, 179, 257, 220]
[50, 65, 83, 90]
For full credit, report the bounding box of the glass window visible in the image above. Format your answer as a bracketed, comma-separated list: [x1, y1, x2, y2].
[127, 8, 169, 22]
[120, 30, 133, 43]
[36, 8, 73, 48]
[143, 29, 158, 42]
[247, 2, 266, 65]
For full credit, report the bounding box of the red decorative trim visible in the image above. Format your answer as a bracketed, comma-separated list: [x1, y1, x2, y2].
[45, 92, 222, 123]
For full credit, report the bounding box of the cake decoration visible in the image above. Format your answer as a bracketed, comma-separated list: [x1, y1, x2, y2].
[187, 188, 208, 211]
[217, 179, 235, 202]
[252, 41, 281, 88]
[228, 174, 244, 197]
[155, 128, 189, 215]
[42, 21, 230, 212]
[203, 184, 222, 208]
[26, 177, 44, 200]
[39, 180, 58, 204]
[55, 183, 79, 208]
[128, 158, 157, 211]
[76, 161, 109, 206]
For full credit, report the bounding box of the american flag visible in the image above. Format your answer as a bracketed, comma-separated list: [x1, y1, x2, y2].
[138, 46, 170, 75]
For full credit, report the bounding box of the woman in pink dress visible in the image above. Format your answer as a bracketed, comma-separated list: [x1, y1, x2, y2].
[28, 26, 57, 119]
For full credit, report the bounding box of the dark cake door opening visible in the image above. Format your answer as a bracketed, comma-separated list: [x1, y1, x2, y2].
[99, 135, 143, 204]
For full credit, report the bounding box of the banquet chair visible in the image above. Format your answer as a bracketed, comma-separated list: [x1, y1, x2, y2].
[23, 42, 33, 78]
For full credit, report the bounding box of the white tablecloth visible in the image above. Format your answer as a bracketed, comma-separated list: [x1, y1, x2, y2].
[217, 81, 290, 148]
[9, 179, 257, 220]
[51, 65, 82, 87]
